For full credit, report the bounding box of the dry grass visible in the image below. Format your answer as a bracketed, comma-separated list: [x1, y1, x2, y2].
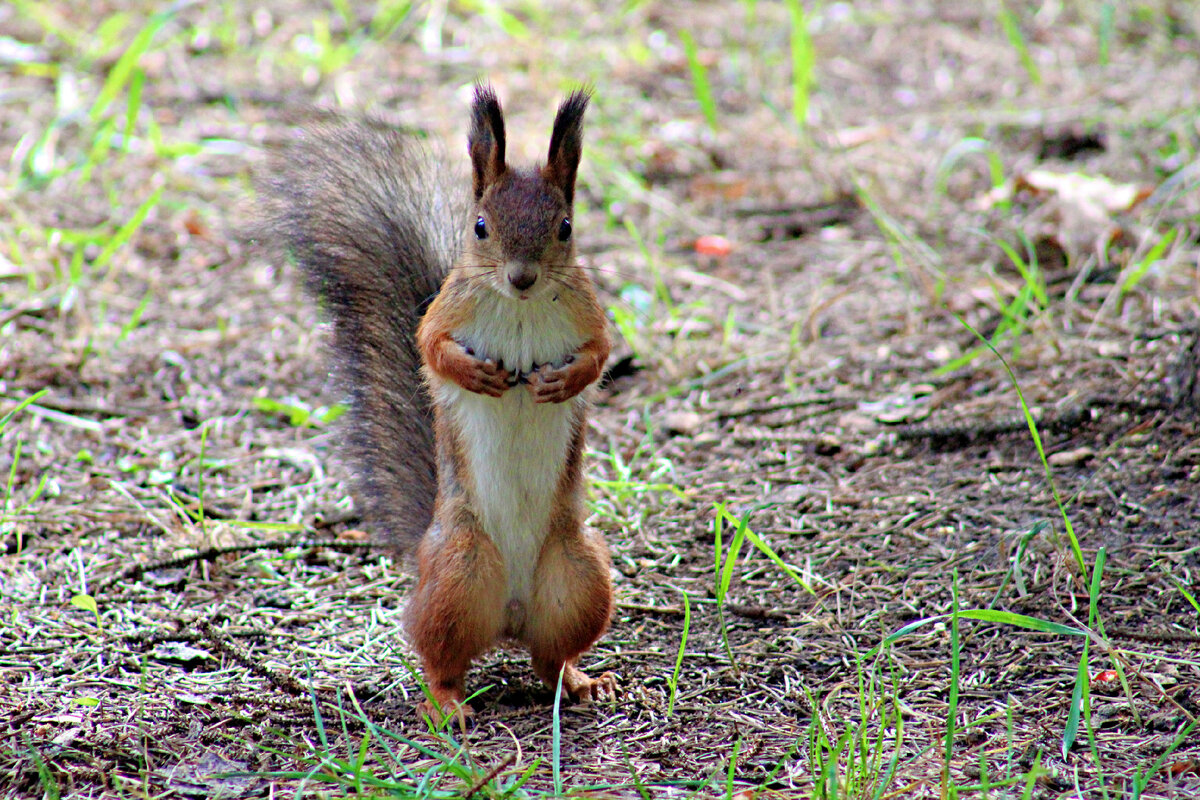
[3, 1, 1200, 797]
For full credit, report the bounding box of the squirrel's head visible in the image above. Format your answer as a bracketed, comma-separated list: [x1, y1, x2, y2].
[465, 83, 590, 300]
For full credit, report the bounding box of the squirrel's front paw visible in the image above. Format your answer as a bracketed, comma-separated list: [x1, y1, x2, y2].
[526, 358, 580, 404]
[458, 349, 512, 397]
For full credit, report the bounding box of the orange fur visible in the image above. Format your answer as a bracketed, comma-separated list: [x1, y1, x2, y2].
[405, 87, 615, 718]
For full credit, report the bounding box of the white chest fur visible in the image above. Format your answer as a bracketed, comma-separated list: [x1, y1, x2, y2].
[441, 291, 587, 604]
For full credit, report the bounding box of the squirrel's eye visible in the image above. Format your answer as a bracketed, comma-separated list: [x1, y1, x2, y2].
[557, 217, 572, 242]
[474, 217, 488, 239]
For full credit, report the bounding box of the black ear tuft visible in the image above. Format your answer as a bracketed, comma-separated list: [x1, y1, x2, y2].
[544, 87, 591, 207]
[469, 82, 507, 200]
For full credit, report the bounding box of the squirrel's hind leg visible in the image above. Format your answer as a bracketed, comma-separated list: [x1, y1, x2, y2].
[525, 524, 616, 702]
[405, 511, 506, 722]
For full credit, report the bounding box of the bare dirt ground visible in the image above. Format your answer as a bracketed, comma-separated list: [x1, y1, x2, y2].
[3, 1, 1200, 797]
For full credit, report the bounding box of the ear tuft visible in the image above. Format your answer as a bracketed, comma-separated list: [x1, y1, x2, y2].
[543, 87, 591, 207]
[469, 82, 507, 200]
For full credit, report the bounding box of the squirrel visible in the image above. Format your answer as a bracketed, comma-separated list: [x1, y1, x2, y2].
[257, 84, 615, 723]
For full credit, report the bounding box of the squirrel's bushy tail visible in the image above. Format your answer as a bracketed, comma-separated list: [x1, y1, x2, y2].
[257, 118, 464, 549]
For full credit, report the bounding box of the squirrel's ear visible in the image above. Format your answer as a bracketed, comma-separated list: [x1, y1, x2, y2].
[469, 83, 506, 200]
[543, 88, 590, 207]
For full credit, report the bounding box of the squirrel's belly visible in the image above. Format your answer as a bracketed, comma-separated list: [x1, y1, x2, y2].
[448, 387, 581, 605]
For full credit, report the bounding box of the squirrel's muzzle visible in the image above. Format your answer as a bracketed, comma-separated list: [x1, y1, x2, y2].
[508, 265, 538, 292]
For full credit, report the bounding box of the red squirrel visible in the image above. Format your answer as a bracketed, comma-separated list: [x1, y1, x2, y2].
[258, 85, 615, 722]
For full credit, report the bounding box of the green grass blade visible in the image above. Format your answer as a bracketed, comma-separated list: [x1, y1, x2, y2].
[553, 664, 564, 796]
[1132, 718, 1199, 795]
[116, 287, 152, 345]
[0, 390, 49, 432]
[667, 591, 690, 717]
[997, 2, 1041, 85]
[718, 511, 748, 599]
[943, 572, 961, 789]
[370, 0, 415, 39]
[96, 186, 164, 276]
[785, 0, 815, 128]
[90, 9, 173, 122]
[715, 506, 815, 594]
[679, 30, 717, 131]
[1098, 2, 1115, 65]
[121, 67, 145, 153]
[26, 739, 61, 800]
[1120, 227, 1178, 298]
[873, 610, 1084, 656]
[952, 313, 1085, 572]
[725, 736, 741, 798]
[935, 138, 1006, 196]
[1063, 643, 1087, 759]
[1158, 561, 1200, 616]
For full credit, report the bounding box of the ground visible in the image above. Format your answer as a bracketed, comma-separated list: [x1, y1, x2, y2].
[2, 1, 1200, 798]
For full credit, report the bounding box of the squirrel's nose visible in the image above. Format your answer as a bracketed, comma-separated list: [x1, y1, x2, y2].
[508, 267, 537, 292]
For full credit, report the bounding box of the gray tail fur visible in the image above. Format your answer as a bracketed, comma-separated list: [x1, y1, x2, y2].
[256, 117, 464, 550]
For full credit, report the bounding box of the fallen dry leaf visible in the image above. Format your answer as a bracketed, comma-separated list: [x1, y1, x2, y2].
[978, 169, 1154, 262]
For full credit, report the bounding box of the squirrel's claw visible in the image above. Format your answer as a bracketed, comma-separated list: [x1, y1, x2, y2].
[576, 671, 618, 702]
[463, 355, 511, 397]
[525, 361, 580, 404]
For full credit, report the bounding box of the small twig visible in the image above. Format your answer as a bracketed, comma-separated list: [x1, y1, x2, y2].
[16, 393, 162, 418]
[1106, 627, 1200, 644]
[123, 630, 269, 646]
[716, 395, 855, 421]
[617, 602, 685, 616]
[99, 538, 381, 591]
[896, 394, 1171, 444]
[725, 602, 788, 623]
[464, 754, 517, 797]
[193, 619, 369, 730]
[195, 619, 311, 696]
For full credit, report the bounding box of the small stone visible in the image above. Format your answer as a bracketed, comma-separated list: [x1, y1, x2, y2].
[1048, 447, 1095, 467]
[662, 411, 704, 436]
[814, 433, 841, 455]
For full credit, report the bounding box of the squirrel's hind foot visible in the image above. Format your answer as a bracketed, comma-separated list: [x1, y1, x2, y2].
[537, 661, 617, 704]
[418, 693, 474, 731]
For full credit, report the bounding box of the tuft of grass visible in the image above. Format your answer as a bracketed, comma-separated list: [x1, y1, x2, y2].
[712, 502, 749, 675]
[713, 504, 817, 594]
[254, 679, 545, 797]
[253, 396, 347, 428]
[588, 423, 687, 532]
[1117, 225, 1180, 305]
[935, 137, 1007, 201]
[1064, 548, 1113, 797]
[936, 232, 1046, 374]
[804, 653, 907, 799]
